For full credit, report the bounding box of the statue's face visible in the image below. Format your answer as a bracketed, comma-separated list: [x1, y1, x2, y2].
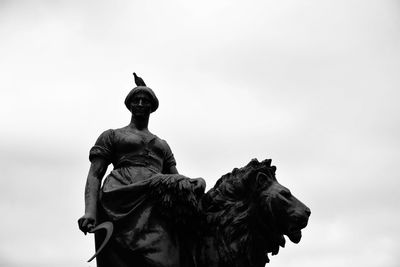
[130, 92, 152, 117]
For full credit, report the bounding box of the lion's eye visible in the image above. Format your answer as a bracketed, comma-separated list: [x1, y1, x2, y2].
[281, 190, 291, 198]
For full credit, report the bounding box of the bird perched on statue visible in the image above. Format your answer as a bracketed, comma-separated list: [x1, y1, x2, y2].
[133, 72, 146, 86]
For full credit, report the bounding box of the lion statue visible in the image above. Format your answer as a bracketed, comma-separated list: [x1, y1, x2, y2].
[88, 158, 310, 267]
[196, 158, 311, 267]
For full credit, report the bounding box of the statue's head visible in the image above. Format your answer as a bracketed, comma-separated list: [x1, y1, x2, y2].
[124, 86, 159, 113]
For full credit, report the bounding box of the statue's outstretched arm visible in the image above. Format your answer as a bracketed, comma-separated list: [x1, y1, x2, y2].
[78, 158, 109, 234]
[166, 165, 206, 196]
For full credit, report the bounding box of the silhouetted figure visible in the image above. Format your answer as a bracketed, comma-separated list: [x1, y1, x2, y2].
[78, 74, 311, 267]
[78, 74, 205, 267]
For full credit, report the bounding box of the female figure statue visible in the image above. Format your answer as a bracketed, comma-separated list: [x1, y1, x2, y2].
[78, 74, 206, 267]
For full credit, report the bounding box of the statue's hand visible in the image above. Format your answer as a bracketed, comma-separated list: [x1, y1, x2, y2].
[191, 178, 206, 197]
[78, 213, 96, 235]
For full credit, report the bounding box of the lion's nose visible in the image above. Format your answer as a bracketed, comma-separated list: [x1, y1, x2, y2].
[305, 207, 311, 217]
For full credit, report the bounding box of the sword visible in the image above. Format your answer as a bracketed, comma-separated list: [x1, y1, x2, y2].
[87, 221, 114, 262]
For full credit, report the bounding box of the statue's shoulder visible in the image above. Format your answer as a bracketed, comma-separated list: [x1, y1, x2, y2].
[154, 135, 172, 147]
[112, 126, 128, 133]
[153, 134, 166, 143]
[94, 128, 115, 141]
[106, 126, 132, 137]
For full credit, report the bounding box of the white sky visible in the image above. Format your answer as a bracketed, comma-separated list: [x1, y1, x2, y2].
[1, 0, 399, 266]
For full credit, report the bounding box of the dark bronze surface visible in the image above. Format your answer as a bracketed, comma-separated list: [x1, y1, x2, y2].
[78, 74, 310, 266]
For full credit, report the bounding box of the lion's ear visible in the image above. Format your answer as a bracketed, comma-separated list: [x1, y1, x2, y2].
[244, 171, 274, 192]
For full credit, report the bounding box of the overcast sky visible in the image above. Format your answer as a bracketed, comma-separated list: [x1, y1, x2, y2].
[1, 0, 399, 266]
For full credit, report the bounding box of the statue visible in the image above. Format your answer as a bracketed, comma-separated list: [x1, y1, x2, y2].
[78, 73, 311, 267]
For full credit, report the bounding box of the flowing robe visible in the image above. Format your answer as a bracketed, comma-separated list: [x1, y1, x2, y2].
[90, 129, 200, 267]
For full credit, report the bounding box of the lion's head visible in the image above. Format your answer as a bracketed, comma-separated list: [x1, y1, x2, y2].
[201, 158, 311, 266]
[253, 168, 311, 244]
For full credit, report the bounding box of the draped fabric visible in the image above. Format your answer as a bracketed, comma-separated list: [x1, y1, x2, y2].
[89, 129, 200, 267]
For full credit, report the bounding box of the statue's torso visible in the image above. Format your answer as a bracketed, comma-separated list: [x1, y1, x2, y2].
[90, 128, 176, 176]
